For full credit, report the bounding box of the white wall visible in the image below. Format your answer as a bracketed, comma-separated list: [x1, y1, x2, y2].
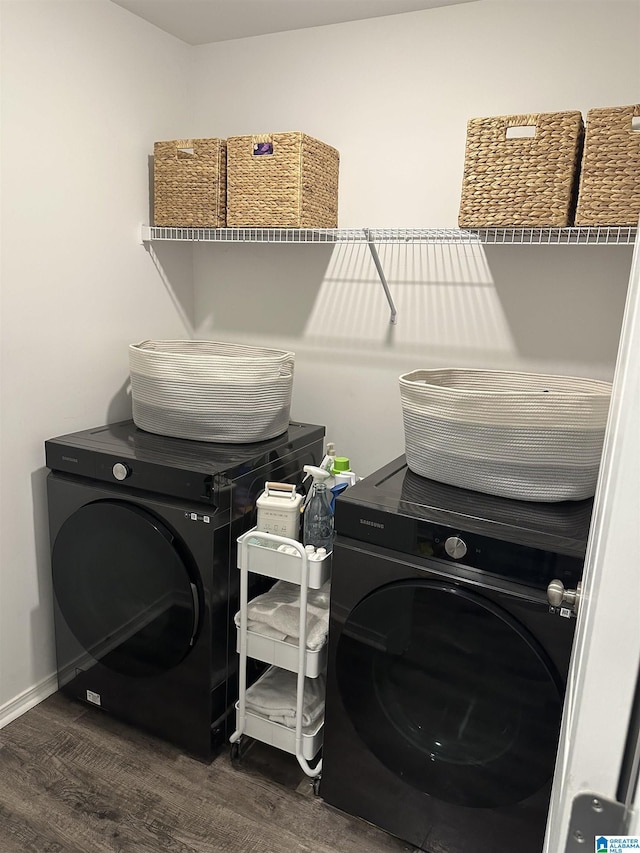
[0, 0, 192, 719]
[185, 0, 637, 475]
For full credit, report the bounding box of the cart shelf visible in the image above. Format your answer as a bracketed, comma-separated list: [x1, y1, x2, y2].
[235, 664, 324, 761]
[238, 530, 331, 588]
[234, 703, 324, 761]
[237, 627, 327, 678]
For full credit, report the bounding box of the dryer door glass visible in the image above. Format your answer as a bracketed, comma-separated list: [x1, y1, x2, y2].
[52, 500, 200, 677]
[336, 580, 563, 809]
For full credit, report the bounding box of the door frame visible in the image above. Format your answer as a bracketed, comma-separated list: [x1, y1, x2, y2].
[544, 226, 640, 850]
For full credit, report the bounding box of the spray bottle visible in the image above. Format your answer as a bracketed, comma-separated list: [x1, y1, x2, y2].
[301, 465, 334, 552]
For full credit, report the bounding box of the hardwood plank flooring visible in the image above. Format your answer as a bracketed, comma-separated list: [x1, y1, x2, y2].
[0, 693, 413, 853]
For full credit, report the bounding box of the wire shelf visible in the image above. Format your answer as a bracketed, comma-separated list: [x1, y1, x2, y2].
[141, 224, 636, 326]
[142, 225, 636, 246]
[458, 226, 636, 246]
[142, 226, 362, 243]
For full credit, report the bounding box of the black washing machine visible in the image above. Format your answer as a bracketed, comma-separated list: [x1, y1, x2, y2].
[46, 419, 324, 761]
[320, 456, 592, 853]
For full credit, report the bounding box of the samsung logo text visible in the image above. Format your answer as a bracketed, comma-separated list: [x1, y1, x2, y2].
[360, 518, 384, 529]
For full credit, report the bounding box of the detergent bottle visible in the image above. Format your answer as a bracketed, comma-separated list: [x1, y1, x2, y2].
[332, 456, 357, 487]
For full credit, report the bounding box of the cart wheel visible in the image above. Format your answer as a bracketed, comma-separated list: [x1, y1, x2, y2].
[312, 776, 321, 797]
[230, 740, 242, 766]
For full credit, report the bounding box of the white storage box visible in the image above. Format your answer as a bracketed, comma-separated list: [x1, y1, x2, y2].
[399, 368, 612, 502]
[256, 483, 303, 539]
[129, 339, 295, 443]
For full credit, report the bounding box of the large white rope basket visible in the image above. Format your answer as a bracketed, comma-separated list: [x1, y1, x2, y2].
[399, 368, 612, 502]
[129, 340, 295, 443]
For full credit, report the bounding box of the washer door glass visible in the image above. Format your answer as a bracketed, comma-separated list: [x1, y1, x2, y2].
[52, 500, 200, 677]
[336, 580, 563, 808]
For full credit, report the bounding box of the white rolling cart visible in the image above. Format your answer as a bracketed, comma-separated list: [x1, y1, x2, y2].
[229, 528, 331, 791]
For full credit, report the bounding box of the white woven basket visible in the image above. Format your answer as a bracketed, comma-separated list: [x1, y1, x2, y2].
[399, 368, 612, 502]
[130, 340, 295, 443]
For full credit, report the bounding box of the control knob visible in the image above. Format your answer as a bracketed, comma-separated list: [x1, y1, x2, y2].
[112, 462, 131, 481]
[444, 536, 467, 560]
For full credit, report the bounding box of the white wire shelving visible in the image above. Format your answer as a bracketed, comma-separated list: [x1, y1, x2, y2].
[141, 225, 636, 246]
[141, 224, 636, 324]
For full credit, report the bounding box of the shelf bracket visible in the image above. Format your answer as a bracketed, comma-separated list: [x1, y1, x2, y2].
[364, 228, 397, 324]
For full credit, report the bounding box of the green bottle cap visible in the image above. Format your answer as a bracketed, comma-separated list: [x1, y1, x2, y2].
[332, 456, 350, 472]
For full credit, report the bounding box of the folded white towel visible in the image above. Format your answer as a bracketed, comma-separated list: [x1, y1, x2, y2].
[242, 619, 289, 643]
[245, 667, 325, 732]
[234, 580, 330, 651]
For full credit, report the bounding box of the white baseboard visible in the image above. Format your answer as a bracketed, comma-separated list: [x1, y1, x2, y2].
[0, 674, 58, 730]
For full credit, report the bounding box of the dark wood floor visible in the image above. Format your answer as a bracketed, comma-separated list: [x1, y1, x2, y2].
[0, 693, 413, 853]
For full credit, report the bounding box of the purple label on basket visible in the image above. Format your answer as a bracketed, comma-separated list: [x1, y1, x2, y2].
[253, 142, 273, 155]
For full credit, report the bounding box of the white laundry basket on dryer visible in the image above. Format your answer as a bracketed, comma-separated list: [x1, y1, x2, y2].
[129, 339, 295, 443]
[399, 368, 612, 502]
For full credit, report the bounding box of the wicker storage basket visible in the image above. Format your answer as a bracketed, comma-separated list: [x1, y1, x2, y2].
[399, 368, 612, 502]
[458, 111, 584, 227]
[153, 138, 227, 227]
[130, 340, 295, 444]
[226, 132, 339, 228]
[575, 104, 640, 225]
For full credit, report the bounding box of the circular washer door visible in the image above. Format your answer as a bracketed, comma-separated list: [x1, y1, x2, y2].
[336, 580, 564, 809]
[52, 500, 201, 678]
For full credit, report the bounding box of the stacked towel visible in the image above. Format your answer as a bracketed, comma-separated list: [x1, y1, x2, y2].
[245, 667, 325, 732]
[234, 580, 330, 651]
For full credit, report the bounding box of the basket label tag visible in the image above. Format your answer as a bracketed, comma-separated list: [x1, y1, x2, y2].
[253, 142, 273, 155]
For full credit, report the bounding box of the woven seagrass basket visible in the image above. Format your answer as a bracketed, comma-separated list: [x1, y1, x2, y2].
[575, 104, 640, 226]
[130, 340, 295, 444]
[226, 132, 339, 228]
[458, 111, 584, 228]
[153, 138, 227, 227]
[399, 368, 612, 502]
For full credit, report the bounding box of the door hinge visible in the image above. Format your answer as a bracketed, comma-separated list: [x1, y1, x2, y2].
[565, 792, 628, 852]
